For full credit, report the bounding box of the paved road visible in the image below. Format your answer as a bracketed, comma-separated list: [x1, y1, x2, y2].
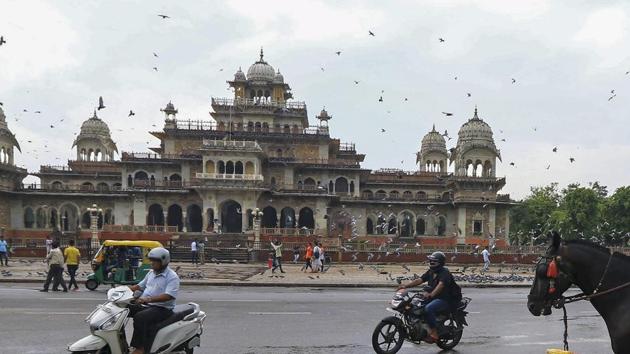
[0, 284, 611, 354]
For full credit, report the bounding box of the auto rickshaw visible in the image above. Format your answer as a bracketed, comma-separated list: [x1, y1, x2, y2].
[85, 240, 163, 291]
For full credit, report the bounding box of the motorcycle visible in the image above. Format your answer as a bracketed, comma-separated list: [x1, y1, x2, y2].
[372, 289, 470, 354]
[68, 286, 206, 354]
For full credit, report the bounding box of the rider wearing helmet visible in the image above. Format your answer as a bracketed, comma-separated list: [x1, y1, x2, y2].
[128, 247, 180, 354]
[399, 251, 456, 343]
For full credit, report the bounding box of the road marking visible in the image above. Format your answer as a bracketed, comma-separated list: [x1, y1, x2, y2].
[363, 300, 387, 302]
[468, 311, 481, 314]
[24, 311, 89, 315]
[506, 338, 608, 346]
[210, 299, 272, 302]
[248, 312, 311, 315]
[46, 297, 100, 301]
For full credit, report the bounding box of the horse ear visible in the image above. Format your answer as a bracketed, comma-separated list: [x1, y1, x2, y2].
[551, 231, 561, 252]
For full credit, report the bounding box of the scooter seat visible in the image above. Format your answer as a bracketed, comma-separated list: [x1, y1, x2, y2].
[155, 304, 196, 330]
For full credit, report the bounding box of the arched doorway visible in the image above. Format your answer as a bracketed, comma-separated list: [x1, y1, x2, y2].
[220, 200, 242, 233]
[298, 207, 314, 229]
[187, 204, 202, 232]
[206, 208, 215, 231]
[399, 212, 414, 237]
[81, 212, 91, 229]
[416, 218, 426, 235]
[366, 218, 374, 234]
[147, 204, 164, 226]
[437, 216, 447, 236]
[280, 207, 295, 228]
[167, 204, 183, 231]
[261, 206, 277, 228]
[387, 218, 397, 235]
[335, 177, 348, 194]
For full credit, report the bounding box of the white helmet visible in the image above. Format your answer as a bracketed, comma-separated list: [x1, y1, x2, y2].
[148, 247, 170, 266]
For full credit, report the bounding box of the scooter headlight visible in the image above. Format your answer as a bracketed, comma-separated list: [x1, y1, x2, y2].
[91, 311, 125, 331]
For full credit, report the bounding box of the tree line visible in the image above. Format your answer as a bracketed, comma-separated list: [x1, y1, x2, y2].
[509, 182, 630, 246]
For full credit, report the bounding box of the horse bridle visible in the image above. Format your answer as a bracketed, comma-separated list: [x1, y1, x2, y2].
[541, 252, 630, 308]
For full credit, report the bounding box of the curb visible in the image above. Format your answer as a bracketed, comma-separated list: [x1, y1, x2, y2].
[0, 278, 532, 288]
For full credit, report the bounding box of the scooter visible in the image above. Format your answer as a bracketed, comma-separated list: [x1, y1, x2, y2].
[68, 286, 206, 354]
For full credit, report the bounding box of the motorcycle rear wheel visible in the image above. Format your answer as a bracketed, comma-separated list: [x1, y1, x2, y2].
[436, 317, 463, 350]
[372, 316, 405, 354]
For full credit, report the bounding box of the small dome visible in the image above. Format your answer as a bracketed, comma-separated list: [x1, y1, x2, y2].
[72, 111, 117, 152]
[234, 67, 246, 81]
[317, 107, 331, 121]
[420, 124, 447, 155]
[457, 108, 494, 143]
[0, 106, 20, 152]
[247, 48, 275, 82]
[273, 69, 284, 83]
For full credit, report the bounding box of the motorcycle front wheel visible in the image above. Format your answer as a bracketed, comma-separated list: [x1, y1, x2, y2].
[371, 316, 405, 354]
[436, 317, 463, 350]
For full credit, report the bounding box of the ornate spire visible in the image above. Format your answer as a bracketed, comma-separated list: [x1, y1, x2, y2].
[431, 124, 436, 132]
[259, 47, 264, 62]
[92, 110, 98, 119]
[473, 105, 479, 119]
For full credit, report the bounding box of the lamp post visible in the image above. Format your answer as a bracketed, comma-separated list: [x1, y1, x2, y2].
[251, 208, 263, 244]
[87, 204, 102, 244]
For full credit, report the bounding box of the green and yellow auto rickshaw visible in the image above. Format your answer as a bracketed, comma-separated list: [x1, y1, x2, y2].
[85, 240, 163, 291]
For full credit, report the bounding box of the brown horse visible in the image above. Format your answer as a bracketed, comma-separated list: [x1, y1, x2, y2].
[527, 232, 630, 353]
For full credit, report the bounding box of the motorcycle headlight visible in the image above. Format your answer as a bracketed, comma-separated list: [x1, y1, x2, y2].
[391, 299, 402, 308]
[85, 306, 101, 322]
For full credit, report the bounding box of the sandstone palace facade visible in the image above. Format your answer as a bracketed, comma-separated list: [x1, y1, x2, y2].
[0, 50, 512, 246]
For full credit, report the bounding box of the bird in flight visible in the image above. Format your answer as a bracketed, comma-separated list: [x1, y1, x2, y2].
[157, 14, 170, 19]
[467, 93, 471, 97]
[153, 52, 159, 57]
[569, 157, 575, 163]
[128, 110, 135, 117]
[438, 38, 445, 42]
[0, 36, 5, 46]
[552, 146, 557, 153]
[546, 165, 550, 170]
[509, 162, 515, 166]
[335, 51, 341, 56]
[378, 96, 383, 102]
[353, 80, 359, 85]
[97, 96, 105, 110]
[34, 111, 41, 114]
[511, 78, 516, 84]
[441, 112, 453, 117]
[404, 97, 408, 101]
[381, 128, 386, 133]
[608, 94, 616, 101]
[368, 30, 375, 36]
[153, 66, 158, 71]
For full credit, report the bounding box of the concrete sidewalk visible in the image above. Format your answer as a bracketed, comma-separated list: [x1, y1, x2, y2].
[0, 258, 534, 288]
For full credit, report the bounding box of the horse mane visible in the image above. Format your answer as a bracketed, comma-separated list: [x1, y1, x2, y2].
[565, 239, 630, 262]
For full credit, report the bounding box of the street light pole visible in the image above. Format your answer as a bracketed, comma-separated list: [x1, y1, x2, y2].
[251, 208, 263, 244]
[87, 203, 102, 245]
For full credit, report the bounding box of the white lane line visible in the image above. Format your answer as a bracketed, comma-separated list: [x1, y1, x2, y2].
[363, 300, 387, 302]
[46, 297, 101, 301]
[24, 312, 89, 315]
[210, 299, 272, 302]
[467, 311, 482, 314]
[248, 312, 312, 315]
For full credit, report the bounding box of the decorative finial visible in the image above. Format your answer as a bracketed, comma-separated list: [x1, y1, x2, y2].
[260, 47, 264, 61]
[432, 124, 436, 132]
[92, 110, 98, 119]
[473, 105, 478, 119]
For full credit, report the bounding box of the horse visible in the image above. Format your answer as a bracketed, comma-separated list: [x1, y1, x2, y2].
[527, 231, 630, 353]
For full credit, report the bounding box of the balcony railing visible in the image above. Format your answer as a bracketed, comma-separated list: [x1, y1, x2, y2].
[267, 157, 360, 168]
[339, 142, 356, 152]
[195, 173, 264, 181]
[17, 184, 125, 193]
[121, 152, 201, 160]
[201, 139, 262, 150]
[211, 97, 306, 111]
[103, 225, 179, 233]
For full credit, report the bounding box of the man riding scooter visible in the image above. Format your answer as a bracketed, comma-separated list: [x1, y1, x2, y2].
[398, 251, 457, 343]
[128, 247, 180, 354]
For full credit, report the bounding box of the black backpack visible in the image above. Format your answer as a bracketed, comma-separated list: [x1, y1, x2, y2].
[449, 273, 463, 304]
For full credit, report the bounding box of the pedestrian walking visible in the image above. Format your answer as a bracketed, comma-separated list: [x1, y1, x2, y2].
[45, 235, 52, 255]
[319, 243, 325, 272]
[270, 239, 285, 273]
[64, 239, 81, 291]
[481, 246, 491, 272]
[198, 238, 206, 265]
[311, 242, 321, 273]
[191, 239, 198, 265]
[0, 235, 9, 266]
[292, 245, 300, 263]
[40, 240, 67, 292]
[301, 242, 313, 272]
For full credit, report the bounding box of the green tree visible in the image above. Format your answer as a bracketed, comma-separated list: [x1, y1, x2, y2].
[602, 186, 630, 245]
[509, 183, 560, 245]
[557, 184, 601, 240]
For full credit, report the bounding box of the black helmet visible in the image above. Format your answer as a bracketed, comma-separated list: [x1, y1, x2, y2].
[428, 251, 446, 269]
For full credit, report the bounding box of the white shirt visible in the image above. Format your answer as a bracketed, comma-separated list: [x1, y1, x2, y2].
[191, 241, 198, 252]
[481, 249, 490, 262]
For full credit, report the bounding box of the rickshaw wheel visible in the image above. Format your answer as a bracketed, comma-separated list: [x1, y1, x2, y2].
[85, 279, 99, 291]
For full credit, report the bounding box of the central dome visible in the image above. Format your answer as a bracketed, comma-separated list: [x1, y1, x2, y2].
[421, 124, 446, 154]
[457, 107, 494, 144]
[72, 111, 117, 152]
[247, 49, 275, 82]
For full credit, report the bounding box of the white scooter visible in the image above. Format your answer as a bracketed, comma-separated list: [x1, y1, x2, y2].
[68, 286, 206, 354]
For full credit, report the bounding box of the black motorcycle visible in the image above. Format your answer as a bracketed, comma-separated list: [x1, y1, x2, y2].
[371, 290, 470, 354]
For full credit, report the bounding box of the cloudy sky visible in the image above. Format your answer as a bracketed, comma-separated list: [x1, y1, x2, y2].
[1, 0, 629, 199]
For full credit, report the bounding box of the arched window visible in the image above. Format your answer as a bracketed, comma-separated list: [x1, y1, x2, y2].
[375, 190, 387, 199]
[362, 190, 373, 199]
[206, 160, 215, 174]
[255, 122, 261, 132]
[51, 181, 63, 190]
[276, 149, 283, 157]
[134, 171, 148, 181]
[416, 191, 427, 200]
[247, 122, 254, 131]
[389, 190, 400, 200]
[304, 178, 316, 190]
[235, 161, 243, 175]
[366, 218, 374, 234]
[81, 182, 94, 191]
[218, 161, 226, 174]
[403, 191, 413, 200]
[226, 161, 234, 174]
[335, 177, 348, 195]
[416, 218, 426, 235]
[438, 216, 447, 236]
[96, 183, 109, 192]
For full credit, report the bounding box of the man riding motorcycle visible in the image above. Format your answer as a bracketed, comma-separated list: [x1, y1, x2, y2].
[128, 247, 180, 354]
[399, 251, 458, 343]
